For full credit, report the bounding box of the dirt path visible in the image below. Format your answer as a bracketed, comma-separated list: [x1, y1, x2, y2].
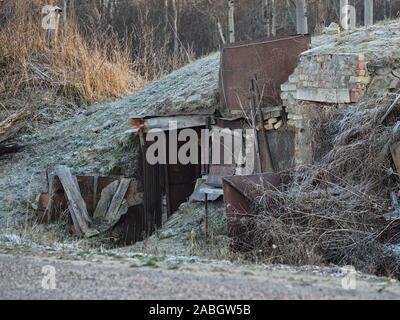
[0, 252, 399, 300]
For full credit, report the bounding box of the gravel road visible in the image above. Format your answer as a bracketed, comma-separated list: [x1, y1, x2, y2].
[1, 253, 399, 300]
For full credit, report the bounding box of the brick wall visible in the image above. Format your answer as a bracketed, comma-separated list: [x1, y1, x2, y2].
[281, 53, 370, 106]
[280, 52, 371, 167]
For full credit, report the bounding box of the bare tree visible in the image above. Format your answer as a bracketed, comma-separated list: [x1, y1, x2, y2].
[364, 0, 374, 26]
[262, 0, 271, 37]
[171, 0, 179, 55]
[271, 0, 277, 36]
[296, 0, 308, 34]
[228, 0, 235, 43]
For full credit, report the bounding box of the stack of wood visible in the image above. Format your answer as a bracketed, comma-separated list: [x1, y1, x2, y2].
[262, 106, 284, 131]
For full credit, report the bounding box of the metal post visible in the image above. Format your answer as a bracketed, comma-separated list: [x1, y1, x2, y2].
[205, 194, 208, 237]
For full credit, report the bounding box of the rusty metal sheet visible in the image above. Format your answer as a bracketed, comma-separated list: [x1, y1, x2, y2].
[163, 128, 203, 216]
[223, 173, 282, 252]
[220, 35, 311, 112]
[112, 204, 146, 245]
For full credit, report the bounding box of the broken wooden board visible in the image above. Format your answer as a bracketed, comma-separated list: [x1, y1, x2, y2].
[93, 180, 119, 220]
[190, 178, 222, 202]
[105, 178, 131, 225]
[54, 166, 94, 236]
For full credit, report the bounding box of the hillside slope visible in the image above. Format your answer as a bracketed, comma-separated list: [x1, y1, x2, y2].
[0, 53, 220, 225]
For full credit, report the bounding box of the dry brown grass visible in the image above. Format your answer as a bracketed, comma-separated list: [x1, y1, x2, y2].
[0, 0, 143, 109]
[249, 95, 400, 278]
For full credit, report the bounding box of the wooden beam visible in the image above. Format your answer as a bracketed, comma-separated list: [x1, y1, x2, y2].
[55, 166, 92, 236]
[105, 178, 131, 226]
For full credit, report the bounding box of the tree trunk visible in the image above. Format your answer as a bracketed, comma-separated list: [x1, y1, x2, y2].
[63, 0, 67, 31]
[316, 0, 326, 30]
[385, 0, 392, 20]
[364, 0, 373, 27]
[340, 0, 350, 30]
[295, 0, 308, 34]
[262, 0, 271, 37]
[228, 0, 235, 43]
[217, 18, 226, 44]
[171, 0, 179, 56]
[164, 0, 169, 46]
[271, 0, 277, 36]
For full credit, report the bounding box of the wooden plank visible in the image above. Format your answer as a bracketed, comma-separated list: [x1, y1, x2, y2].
[55, 165, 92, 236]
[200, 186, 225, 196]
[380, 94, 400, 124]
[93, 180, 119, 220]
[105, 178, 131, 225]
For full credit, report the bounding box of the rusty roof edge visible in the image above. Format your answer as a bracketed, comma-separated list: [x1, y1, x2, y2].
[222, 34, 311, 50]
[223, 173, 282, 201]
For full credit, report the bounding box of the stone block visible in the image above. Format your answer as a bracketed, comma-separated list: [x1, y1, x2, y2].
[296, 88, 351, 104]
[281, 83, 297, 92]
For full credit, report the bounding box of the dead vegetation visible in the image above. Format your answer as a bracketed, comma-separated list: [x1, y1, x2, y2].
[0, 0, 136, 123]
[249, 95, 400, 278]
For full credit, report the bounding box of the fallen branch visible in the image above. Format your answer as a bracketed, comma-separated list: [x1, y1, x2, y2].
[380, 94, 400, 124]
[0, 108, 30, 143]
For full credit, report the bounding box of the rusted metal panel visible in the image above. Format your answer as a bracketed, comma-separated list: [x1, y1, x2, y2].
[266, 128, 295, 172]
[163, 128, 203, 216]
[112, 204, 146, 245]
[220, 35, 311, 112]
[223, 173, 282, 251]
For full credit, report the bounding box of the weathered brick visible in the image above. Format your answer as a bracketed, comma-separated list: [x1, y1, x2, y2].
[349, 76, 371, 84]
[351, 89, 362, 102]
[297, 88, 351, 104]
